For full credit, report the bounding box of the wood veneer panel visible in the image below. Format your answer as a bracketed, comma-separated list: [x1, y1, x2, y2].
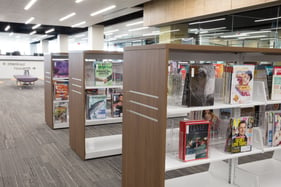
[69, 52, 86, 160]
[44, 54, 53, 128]
[122, 48, 168, 187]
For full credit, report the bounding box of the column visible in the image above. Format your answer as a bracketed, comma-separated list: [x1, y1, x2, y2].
[88, 25, 104, 50]
[159, 23, 188, 44]
[40, 40, 49, 54]
[57, 34, 68, 52]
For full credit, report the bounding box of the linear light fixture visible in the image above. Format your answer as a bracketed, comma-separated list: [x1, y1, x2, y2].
[30, 31, 36, 35]
[32, 24, 41, 29]
[128, 27, 149, 32]
[25, 17, 34, 24]
[75, 0, 84, 3]
[4, 25, 10, 31]
[189, 18, 226, 25]
[59, 12, 76, 22]
[9, 32, 14, 36]
[24, 0, 37, 10]
[104, 29, 119, 35]
[255, 16, 281, 22]
[126, 21, 143, 27]
[90, 5, 116, 16]
[115, 34, 128, 38]
[45, 28, 55, 34]
[71, 21, 86, 27]
[238, 35, 267, 40]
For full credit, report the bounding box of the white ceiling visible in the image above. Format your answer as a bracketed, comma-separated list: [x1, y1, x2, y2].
[0, 0, 150, 27]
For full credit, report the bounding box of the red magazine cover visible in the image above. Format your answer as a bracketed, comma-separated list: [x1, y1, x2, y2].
[179, 120, 210, 162]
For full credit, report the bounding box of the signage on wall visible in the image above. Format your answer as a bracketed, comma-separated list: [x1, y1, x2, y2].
[0, 60, 44, 79]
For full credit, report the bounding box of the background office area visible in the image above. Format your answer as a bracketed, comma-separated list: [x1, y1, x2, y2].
[1, 0, 281, 187]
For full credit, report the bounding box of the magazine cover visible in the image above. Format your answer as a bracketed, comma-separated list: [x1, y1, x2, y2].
[271, 66, 281, 100]
[87, 95, 107, 119]
[53, 102, 68, 124]
[112, 62, 123, 85]
[85, 61, 95, 87]
[230, 65, 255, 104]
[265, 66, 273, 99]
[273, 112, 281, 146]
[111, 93, 123, 117]
[186, 64, 215, 107]
[179, 120, 210, 162]
[95, 62, 112, 86]
[53, 60, 69, 78]
[54, 81, 69, 100]
[225, 117, 253, 153]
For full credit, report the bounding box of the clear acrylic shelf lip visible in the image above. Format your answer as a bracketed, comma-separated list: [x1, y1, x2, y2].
[85, 117, 122, 126]
[165, 143, 263, 171]
[85, 85, 123, 89]
[54, 122, 69, 129]
[53, 77, 69, 81]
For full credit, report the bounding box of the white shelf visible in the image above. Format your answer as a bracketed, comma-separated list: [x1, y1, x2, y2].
[167, 100, 265, 118]
[85, 134, 122, 159]
[54, 122, 69, 129]
[235, 158, 281, 187]
[85, 117, 122, 126]
[165, 172, 237, 187]
[53, 100, 69, 103]
[263, 145, 281, 153]
[53, 77, 69, 81]
[165, 143, 262, 171]
[265, 99, 281, 105]
[86, 85, 123, 89]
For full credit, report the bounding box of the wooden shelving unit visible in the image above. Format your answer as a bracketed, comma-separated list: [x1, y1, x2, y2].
[122, 44, 281, 187]
[69, 50, 123, 160]
[44, 53, 69, 129]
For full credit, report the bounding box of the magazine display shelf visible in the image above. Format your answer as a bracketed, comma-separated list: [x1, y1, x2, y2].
[122, 44, 281, 187]
[44, 53, 69, 129]
[69, 50, 123, 160]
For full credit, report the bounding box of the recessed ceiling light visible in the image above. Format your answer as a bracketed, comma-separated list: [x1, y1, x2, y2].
[126, 21, 143, 27]
[24, 0, 37, 10]
[25, 17, 34, 24]
[128, 27, 149, 32]
[90, 5, 116, 16]
[32, 24, 41, 30]
[30, 31, 36, 35]
[72, 21, 86, 27]
[75, 0, 84, 3]
[45, 28, 55, 34]
[59, 12, 76, 22]
[4, 25, 10, 31]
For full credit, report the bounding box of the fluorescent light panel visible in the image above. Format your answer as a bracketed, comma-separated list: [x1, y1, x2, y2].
[75, 0, 84, 3]
[45, 28, 55, 34]
[128, 27, 149, 32]
[32, 24, 41, 29]
[71, 21, 86, 27]
[9, 32, 14, 36]
[238, 35, 267, 39]
[104, 29, 119, 35]
[59, 12, 76, 21]
[126, 21, 143, 27]
[4, 25, 10, 31]
[255, 16, 281, 22]
[189, 18, 226, 25]
[30, 31, 36, 35]
[24, 0, 37, 10]
[25, 17, 34, 24]
[90, 5, 116, 16]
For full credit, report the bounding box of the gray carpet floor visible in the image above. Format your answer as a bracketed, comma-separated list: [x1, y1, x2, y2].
[0, 79, 274, 186]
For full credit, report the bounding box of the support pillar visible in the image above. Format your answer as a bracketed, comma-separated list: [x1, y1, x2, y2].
[88, 25, 104, 50]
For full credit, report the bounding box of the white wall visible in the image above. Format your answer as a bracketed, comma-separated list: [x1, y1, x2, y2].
[0, 36, 31, 55]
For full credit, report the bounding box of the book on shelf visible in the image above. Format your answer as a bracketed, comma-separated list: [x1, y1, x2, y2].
[85, 61, 95, 87]
[182, 64, 215, 107]
[179, 120, 210, 162]
[264, 111, 274, 146]
[54, 81, 68, 100]
[271, 66, 281, 100]
[111, 93, 123, 117]
[53, 101, 68, 124]
[53, 60, 69, 78]
[273, 112, 281, 146]
[225, 116, 254, 153]
[214, 63, 224, 100]
[229, 65, 255, 104]
[95, 61, 113, 86]
[265, 66, 273, 100]
[86, 94, 107, 119]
